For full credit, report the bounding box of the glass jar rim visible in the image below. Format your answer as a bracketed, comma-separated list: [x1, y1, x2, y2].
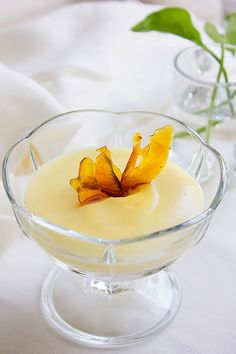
[174, 43, 236, 88]
[2, 109, 227, 245]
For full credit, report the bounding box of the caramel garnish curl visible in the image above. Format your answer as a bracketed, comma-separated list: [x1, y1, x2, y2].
[70, 125, 174, 205]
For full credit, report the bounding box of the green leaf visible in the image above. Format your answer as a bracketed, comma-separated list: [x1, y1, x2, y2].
[205, 22, 224, 44]
[132, 7, 203, 47]
[204, 20, 236, 55]
[224, 13, 236, 45]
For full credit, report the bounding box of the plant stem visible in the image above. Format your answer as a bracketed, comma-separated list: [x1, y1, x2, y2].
[175, 119, 221, 138]
[202, 44, 235, 116]
[221, 65, 235, 116]
[205, 42, 225, 143]
[195, 89, 236, 114]
[176, 44, 235, 142]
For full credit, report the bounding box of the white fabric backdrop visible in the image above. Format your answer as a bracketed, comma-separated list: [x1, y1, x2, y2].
[0, 0, 223, 27]
[0, 2, 235, 354]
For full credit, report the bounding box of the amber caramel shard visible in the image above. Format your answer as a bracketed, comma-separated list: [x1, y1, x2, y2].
[70, 157, 106, 205]
[70, 125, 174, 205]
[96, 153, 123, 196]
[97, 146, 122, 181]
[122, 125, 174, 192]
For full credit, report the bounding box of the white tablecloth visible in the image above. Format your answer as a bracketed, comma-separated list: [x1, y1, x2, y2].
[0, 2, 236, 353]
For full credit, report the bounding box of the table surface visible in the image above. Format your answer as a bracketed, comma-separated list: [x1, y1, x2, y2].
[0, 2, 236, 353]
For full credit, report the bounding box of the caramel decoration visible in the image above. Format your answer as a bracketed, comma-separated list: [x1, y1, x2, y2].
[70, 157, 105, 205]
[70, 125, 174, 205]
[96, 146, 122, 181]
[95, 152, 123, 197]
[121, 125, 174, 192]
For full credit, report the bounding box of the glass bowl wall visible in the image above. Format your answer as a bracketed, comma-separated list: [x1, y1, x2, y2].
[2, 110, 227, 280]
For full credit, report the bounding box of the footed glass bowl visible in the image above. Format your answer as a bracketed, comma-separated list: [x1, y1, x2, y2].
[2, 110, 227, 348]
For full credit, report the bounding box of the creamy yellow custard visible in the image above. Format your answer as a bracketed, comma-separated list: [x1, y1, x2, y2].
[24, 148, 204, 239]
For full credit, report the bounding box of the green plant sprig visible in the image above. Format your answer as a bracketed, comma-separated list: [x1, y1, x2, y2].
[132, 8, 236, 143]
[175, 119, 221, 138]
[195, 89, 236, 115]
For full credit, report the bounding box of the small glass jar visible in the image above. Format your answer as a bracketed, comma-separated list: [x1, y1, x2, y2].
[173, 44, 236, 187]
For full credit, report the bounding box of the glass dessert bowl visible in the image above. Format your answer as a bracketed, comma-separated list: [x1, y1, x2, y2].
[2, 110, 227, 348]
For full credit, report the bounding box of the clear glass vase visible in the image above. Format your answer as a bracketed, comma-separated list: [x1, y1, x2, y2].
[2, 110, 227, 348]
[173, 44, 236, 187]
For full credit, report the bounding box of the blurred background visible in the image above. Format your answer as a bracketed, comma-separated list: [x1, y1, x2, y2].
[0, 0, 236, 28]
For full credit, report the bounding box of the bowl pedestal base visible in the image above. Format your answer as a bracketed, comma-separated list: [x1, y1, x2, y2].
[41, 267, 181, 348]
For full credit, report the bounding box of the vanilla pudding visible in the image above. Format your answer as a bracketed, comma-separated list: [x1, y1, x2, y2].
[24, 148, 204, 238]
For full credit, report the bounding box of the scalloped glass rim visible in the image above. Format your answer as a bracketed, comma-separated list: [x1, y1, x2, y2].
[2, 109, 228, 245]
